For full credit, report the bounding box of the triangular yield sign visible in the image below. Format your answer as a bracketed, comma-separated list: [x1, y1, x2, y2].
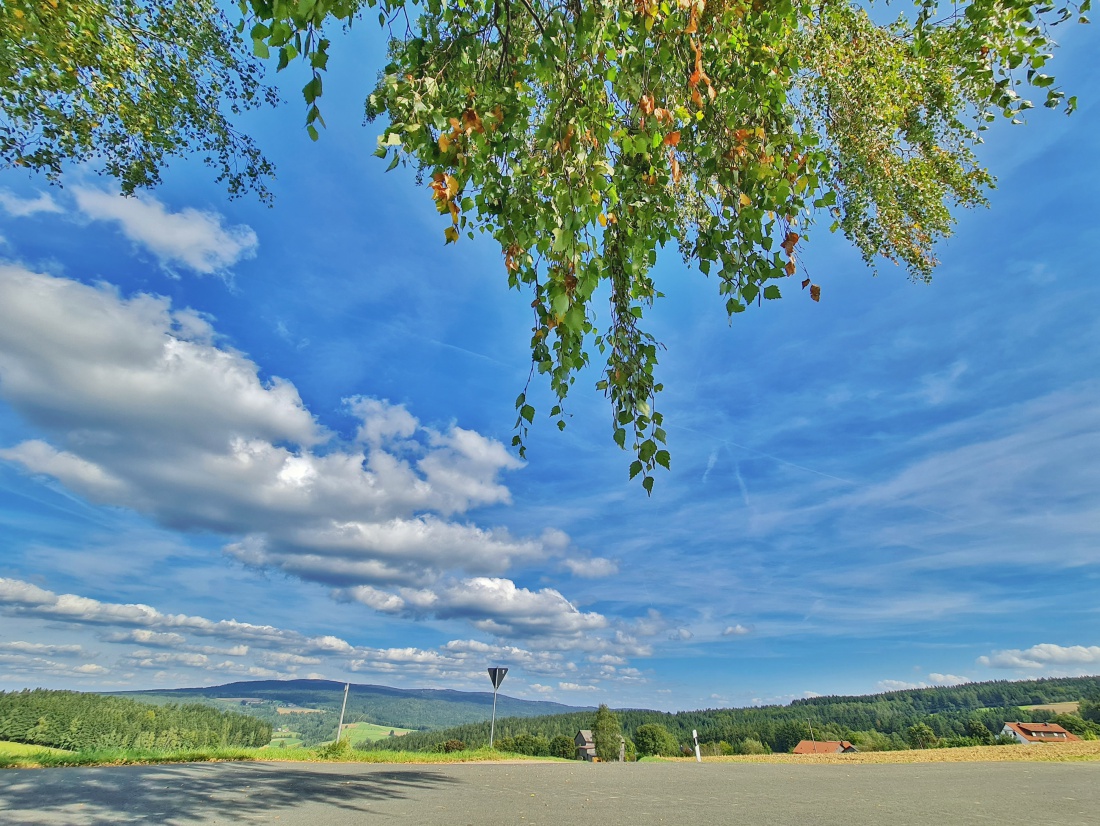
[487, 667, 508, 689]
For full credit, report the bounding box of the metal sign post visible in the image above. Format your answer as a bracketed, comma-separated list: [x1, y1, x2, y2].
[336, 682, 350, 742]
[487, 667, 508, 748]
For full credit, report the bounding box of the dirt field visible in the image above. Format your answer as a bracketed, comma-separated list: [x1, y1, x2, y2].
[680, 740, 1100, 764]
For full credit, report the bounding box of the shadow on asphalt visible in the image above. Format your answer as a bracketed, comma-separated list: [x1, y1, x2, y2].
[0, 761, 460, 824]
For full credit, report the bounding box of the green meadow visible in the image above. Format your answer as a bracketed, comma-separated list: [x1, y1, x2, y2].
[341, 722, 416, 745]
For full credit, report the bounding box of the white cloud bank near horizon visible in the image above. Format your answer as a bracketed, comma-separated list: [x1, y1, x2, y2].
[979, 644, 1100, 673]
[0, 576, 600, 691]
[0, 265, 616, 649]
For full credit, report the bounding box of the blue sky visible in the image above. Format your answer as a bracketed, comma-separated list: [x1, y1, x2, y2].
[0, 17, 1097, 712]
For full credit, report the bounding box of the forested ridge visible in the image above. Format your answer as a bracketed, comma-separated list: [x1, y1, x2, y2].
[371, 675, 1100, 754]
[116, 679, 592, 740]
[0, 689, 272, 751]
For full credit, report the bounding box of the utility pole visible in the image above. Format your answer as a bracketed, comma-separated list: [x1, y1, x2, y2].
[487, 667, 508, 748]
[336, 682, 350, 742]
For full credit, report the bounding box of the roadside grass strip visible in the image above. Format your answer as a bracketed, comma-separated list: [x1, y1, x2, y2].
[0, 743, 544, 769]
[0, 741, 71, 760]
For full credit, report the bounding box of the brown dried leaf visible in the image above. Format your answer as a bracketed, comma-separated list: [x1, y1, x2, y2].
[781, 231, 799, 255]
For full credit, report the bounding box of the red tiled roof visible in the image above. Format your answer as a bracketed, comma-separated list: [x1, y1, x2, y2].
[1004, 722, 1080, 742]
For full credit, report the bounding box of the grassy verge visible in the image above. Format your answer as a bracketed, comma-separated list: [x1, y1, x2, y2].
[0, 744, 261, 769]
[0, 741, 536, 769]
[0, 741, 70, 758]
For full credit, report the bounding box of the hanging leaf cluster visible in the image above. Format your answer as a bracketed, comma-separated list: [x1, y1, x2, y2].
[5, 0, 1083, 489]
[354, 0, 1082, 488]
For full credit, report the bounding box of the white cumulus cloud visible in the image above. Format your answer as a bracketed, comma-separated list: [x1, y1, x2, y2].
[0, 267, 596, 641]
[0, 189, 63, 217]
[340, 577, 607, 640]
[722, 624, 752, 637]
[978, 643, 1100, 672]
[72, 187, 257, 274]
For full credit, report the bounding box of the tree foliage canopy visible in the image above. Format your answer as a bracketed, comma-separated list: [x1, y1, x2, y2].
[2, 0, 1087, 486]
[634, 721, 679, 755]
[591, 701, 623, 760]
[1, 0, 277, 198]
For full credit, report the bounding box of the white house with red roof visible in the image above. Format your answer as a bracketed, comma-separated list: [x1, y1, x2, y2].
[1000, 722, 1080, 744]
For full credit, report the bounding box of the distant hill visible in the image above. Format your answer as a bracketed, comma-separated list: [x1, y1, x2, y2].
[112, 679, 593, 732]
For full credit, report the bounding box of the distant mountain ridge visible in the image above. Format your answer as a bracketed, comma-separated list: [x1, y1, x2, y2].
[114, 678, 594, 731]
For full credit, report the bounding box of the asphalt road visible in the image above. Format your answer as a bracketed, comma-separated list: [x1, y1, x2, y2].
[1, 760, 1097, 825]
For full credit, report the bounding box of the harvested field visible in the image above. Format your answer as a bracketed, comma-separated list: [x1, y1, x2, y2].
[1021, 701, 1080, 714]
[680, 740, 1100, 764]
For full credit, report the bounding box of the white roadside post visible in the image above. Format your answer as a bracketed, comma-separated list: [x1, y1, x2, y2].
[336, 682, 350, 742]
[487, 667, 508, 748]
[693, 729, 701, 763]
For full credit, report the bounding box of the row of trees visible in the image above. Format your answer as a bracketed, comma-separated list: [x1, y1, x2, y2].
[369, 676, 1100, 755]
[0, 689, 272, 751]
[791, 677, 1100, 716]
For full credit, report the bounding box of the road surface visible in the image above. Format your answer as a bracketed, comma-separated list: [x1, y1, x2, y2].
[1, 760, 1097, 825]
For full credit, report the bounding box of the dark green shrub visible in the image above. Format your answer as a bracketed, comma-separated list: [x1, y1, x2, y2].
[316, 738, 352, 759]
[549, 734, 575, 759]
[512, 733, 550, 756]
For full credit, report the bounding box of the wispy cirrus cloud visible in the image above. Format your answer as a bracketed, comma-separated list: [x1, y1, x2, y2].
[562, 556, 619, 578]
[0, 641, 85, 656]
